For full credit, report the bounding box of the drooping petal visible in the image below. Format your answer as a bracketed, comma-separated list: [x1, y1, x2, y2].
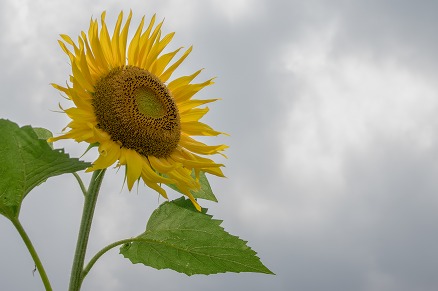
[148, 156, 181, 172]
[123, 148, 144, 190]
[179, 133, 228, 156]
[144, 180, 168, 199]
[87, 141, 121, 171]
[140, 157, 175, 185]
[170, 150, 224, 171]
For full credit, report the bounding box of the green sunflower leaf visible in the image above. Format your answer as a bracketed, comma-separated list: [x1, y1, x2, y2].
[31, 127, 54, 148]
[0, 119, 91, 219]
[166, 171, 218, 202]
[120, 197, 274, 276]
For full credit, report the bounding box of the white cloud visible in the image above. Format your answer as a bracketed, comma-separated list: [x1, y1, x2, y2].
[154, 0, 200, 31]
[233, 22, 438, 238]
[211, 0, 265, 23]
[281, 23, 438, 183]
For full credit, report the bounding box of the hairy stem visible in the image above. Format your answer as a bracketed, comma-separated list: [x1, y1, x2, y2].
[69, 169, 106, 291]
[11, 217, 52, 291]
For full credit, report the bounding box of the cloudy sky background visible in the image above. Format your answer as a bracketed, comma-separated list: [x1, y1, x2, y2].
[1, 0, 438, 290]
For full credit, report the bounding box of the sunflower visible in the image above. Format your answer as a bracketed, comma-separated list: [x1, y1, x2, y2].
[50, 11, 227, 211]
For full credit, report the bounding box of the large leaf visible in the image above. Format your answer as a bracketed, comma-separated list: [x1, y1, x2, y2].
[120, 197, 274, 275]
[166, 171, 218, 202]
[0, 119, 91, 219]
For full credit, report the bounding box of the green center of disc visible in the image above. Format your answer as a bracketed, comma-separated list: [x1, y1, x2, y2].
[135, 87, 166, 118]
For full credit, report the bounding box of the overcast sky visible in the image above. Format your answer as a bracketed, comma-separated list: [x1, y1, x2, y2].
[1, 0, 438, 290]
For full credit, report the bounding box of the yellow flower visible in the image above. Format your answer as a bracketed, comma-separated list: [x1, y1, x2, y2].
[50, 11, 227, 211]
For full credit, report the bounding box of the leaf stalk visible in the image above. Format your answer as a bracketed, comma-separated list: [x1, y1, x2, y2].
[11, 217, 53, 291]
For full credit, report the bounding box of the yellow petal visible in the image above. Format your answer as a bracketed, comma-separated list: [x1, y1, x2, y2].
[160, 46, 192, 83]
[167, 69, 202, 92]
[68, 87, 93, 111]
[179, 134, 228, 156]
[118, 10, 132, 66]
[143, 31, 175, 70]
[176, 186, 201, 211]
[51, 83, 69, 95]
[170, 150, 224, 170]
[61, 34, 81, 56]
[78, 48, 95, 87]
[139, 19, 164, 68]
[71, 60, 92, 94]
[99, 12, 114, 66]
[111, 11, 123, 65]
[81, 31, 104, 77]
[177, 98, 219, 113]
[89, 20, 109, 72]
[181, 121, 223, 136]
[150, 47, 182, 77]
[60, 34, 75, 46]
[123, 148, 144, 190]
[128, 15, 145, 65]
[172, 78, 214, 103]
[169, 167, 199, 189]
[64, 107, 95, 121]
[87, 141, 121, 172]
[180, 107, 209, 123]
[148, 156, 181, 172]
[144, 180, 168, 199]
[141, 157, 175, 184]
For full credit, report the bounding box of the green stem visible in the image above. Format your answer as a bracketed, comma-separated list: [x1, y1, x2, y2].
[82, 238, 136, 279]
[10, 217, 52, 291]
[82, 238, 153, 281]
[69, 169, 106, 291]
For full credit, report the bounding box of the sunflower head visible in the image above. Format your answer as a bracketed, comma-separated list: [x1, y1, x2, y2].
[50, 11, 227, 210]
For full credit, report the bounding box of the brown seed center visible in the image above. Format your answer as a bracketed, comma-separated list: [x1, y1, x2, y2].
[93, 66, 180, 157]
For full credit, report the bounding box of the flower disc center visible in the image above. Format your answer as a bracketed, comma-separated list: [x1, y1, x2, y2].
[93, 66, 181, 158]
[135, 87, 166, 118]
